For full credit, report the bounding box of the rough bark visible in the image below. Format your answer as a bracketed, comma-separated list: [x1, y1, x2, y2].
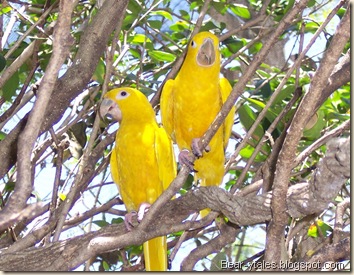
[0, 136, 348, 271]
[0, 0, 129, 179]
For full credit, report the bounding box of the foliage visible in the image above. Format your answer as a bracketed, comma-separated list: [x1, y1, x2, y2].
[0, 0, 350, 271]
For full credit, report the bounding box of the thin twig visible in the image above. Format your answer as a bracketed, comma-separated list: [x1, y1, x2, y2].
[0, 0, 75, 231]
[5, 1, 58, 59]
[224, 0, 342, 183]
[293, 119, 350, 167]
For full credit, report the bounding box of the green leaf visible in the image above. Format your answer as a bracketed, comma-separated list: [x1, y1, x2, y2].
[4, 181, 15, 193]
[240, 144, 267, 162]
[223, 37, 245, 54]
[179, 9, 190, 20]
[212, 1, 227, 14]
[283, 0, 295, 15]
[92, 58, 105, 84]
[122, 14, 136, 29]
[0, 131, 6, 141]
[182, 173, 194, 190]
[0, 54, 6, 72]
[65, 121, 87, 160]
[249, 41, 263, 54]
[303, 110, 326, 140]
[210, 252, 228, 271]
[127, 0, 141, 16]
[243, 97, 280, 133]
[308, 0, 317, 7]
[111, 218, 124, 224]
[148, 19, 162, 30]
[230, 4, 251, 19]
[200, 21, 219, 32]
[148, 50, 176, 62]
[336, 7, 346, 19]
[0, 6, 12, 16]
[92, 220, 110, 228]
[129, 48, 141, 59]
[238, 103, 264, 140]
[272, 84, 295, 105]
[150, 10, 173, 21]
[304, 21, 320, 34]
[2, 70, 19, 101]
[130, 34, 152, 44]
[255, 79, 272, 98]
[169, 21, 189, 32]
[102, 261, 110, 271]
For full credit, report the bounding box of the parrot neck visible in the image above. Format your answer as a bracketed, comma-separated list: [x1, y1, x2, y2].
[120, 108, 156, 127]
[179, 58, 220, 82]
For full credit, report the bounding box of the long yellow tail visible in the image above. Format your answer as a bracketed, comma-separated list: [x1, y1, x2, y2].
[143, 236, 167, 271]
[198, 178, 211, 218]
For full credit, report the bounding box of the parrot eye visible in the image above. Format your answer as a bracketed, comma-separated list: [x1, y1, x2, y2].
[116, 90, 130, 100]
[191, 40, 197, 48]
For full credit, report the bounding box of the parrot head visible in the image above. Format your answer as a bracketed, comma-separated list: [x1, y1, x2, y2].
[99, 87, 155, 123]
[187, 31, 220, 67]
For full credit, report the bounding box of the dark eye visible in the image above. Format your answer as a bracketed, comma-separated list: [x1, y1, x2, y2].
[191, 40, 197, 48]
[116, 90, 130, 100]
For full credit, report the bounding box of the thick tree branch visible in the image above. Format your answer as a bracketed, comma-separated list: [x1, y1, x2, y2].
[265, 4, 350, 264]
[0, 0, 75, 230]
[3, 132, 115, 253]
[314, 48, 350, 111]
[302, 237, 350, 271]
[0, 134, 348, 271]
[287, 137, 350, 218]
[0, 0, 129, 179]
[181, 221, 240, 271]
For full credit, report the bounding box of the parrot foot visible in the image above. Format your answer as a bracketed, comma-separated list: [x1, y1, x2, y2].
[124, 203, 152, 230]
[191, 138, 210, 158]
[178, 149, 198, 172]
[137, 202, 151, 222]
[124, 211, 137, 231]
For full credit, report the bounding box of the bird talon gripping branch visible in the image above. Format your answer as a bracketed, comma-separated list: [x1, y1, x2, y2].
[137, 202, 151, 222]
[124, 211, 137, 231]
[178, 149, 198, 172]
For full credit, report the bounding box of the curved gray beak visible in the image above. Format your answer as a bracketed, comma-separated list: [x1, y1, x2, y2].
[99, 98, 122, 122]
[197, 38, 215, 66]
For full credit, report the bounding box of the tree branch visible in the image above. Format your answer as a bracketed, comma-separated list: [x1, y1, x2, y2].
[265, 4, 350, 264]
[0, 0, 129, 180]
[0, 134, 348, 270]
[0, 0, 75, 230]
[287, 137, 350, 218]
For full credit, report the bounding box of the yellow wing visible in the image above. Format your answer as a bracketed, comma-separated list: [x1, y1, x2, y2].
[160, 79, 175, 142]
[155, 125, 177, 190]
[220, 77, 235, 149]
[142, 122, 176, 271]
[109, 146, 119, 185]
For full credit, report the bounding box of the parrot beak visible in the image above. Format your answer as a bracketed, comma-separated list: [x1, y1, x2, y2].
[99, 98, 122, 122]
[197, 38, 215, 66]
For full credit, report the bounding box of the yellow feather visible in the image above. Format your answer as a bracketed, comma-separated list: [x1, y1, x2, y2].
[102, 87, 176, 271]
[161, 31, 235, 216]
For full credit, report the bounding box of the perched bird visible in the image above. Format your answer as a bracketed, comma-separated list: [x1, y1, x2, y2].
[100, 87, 177, 271]
[160, 31, 235, 214]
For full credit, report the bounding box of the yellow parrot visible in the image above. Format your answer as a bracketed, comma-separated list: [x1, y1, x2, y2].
[100, 87, 177, 271]
[160, 32, 235, 215]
